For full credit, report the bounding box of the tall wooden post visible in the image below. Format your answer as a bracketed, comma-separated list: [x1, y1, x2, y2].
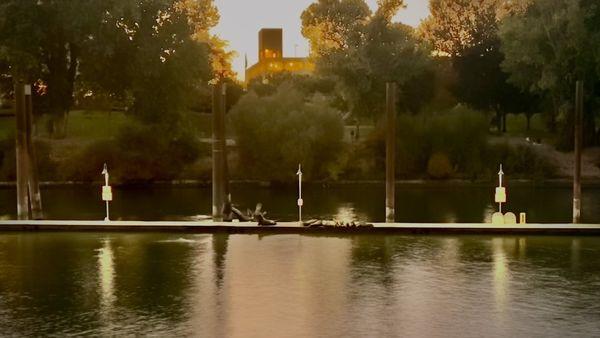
[386, 83, 397, 223]
[221, 83, 229, 198]
[15, 82, 29, 220]
[212, 83, 226, 221]
[25, 85, 43, 219]
[573, 81, 583, 224]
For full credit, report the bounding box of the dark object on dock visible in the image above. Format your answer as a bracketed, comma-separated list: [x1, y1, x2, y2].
[254, 203, 277, 226]
[303, 219, 373, 228]
[222, 195, 253, 222]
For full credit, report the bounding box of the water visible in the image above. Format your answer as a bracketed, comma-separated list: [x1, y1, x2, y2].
[1, 232, 600, 337]
[0, 184, 599, 223]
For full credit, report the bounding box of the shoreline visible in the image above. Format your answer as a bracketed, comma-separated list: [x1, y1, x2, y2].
[0, 178, 599, 189]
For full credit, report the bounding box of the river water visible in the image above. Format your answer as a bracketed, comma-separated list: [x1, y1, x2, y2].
[0, 184, 599, 223]
[1, 185, 600, 337]
[1, 232, 599, 337]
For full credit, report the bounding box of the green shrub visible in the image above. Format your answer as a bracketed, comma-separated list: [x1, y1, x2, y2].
[230, 83, 345, 182]
[487, 142, 556, 180]
[0, 137, 57, 181]
[427, 152, 453, 179]
[63, 123, 206, 183]
[367, 105, 489, 179]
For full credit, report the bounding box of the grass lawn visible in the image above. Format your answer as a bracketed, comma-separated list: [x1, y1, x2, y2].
[0, 110, 216, 164]
[504, 113, 551, 141]
[0, 109, 216, 142]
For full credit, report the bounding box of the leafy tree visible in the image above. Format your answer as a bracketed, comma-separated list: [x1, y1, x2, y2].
[499, 0, 600, 146]
[420, 0, 501, 57]
[0, 0, 108, 136]
[301, 0, 371, 57]
[1, 0, 222, 135]
[419, 0, 539, 132]
[302, 0, 433, 119]
[79, 0, 215, 127]
[230, 83, 345, 182]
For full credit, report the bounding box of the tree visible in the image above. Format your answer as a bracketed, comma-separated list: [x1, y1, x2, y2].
[79, 0, 216, 127]
[230, 83, 345, 182]
[302, 0, 433, 119]
[301, 0, 371, 57]
[499, 0, 600, 146]
[419, 0, 502, 57]
[0, 0, 108, 136]
[0, 0, 222, 135]
[419, 0, 538, 132]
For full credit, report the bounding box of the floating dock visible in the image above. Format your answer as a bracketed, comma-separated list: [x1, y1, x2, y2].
[1, 220, 600, 235]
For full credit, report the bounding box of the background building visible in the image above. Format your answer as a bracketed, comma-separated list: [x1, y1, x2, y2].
[245, 28, 314, 83]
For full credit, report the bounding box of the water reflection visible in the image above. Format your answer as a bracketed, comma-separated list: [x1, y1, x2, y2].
[96, 238, 115, 320]
[492, 238, 509, 314]
[2, 233, 600, 336]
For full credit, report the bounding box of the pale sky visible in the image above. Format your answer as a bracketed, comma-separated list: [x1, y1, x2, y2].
[212, 0, 430, 81]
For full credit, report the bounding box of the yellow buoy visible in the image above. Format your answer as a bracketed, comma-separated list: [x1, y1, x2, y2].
[504, 212, 517, 224]
[492, 212, 504, 225]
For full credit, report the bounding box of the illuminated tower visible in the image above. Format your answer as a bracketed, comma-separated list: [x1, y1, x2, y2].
[246, 28, 314, 84]
[258, 29, 283, 61]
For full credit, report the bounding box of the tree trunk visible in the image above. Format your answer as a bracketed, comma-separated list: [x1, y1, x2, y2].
[45, 41, 78, 139]
[494, 107, 502, 132]
[549, 95, 559, 133]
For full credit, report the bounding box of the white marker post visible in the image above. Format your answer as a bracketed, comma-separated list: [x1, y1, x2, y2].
[495, 164, 506, 213]
[101, 163, 113, 221]
[297, 164, 303, 223]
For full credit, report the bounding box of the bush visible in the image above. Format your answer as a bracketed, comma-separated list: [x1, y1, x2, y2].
[0, 137, 57, 181]
[230, 82, 345, 182]
[367, 105, 489, 179]
[427, 152, 453, 179]
[63, 123, 206, 183]
[487, 142, 556, 180]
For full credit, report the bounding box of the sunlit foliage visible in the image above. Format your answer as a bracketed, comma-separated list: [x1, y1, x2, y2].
[302, 0, 432, 119]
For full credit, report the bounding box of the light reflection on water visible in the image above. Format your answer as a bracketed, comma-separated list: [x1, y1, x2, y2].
[1, 233, 600, 337]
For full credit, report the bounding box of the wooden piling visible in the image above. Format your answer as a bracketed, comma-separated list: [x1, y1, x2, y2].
[212, 83, 225, 221]
[15, 82, 29, 220]
[221, 83, 229, 198]
[573, 81, 583, 224]
[24, 85, 42, 219]
[386, 83, 397, 223]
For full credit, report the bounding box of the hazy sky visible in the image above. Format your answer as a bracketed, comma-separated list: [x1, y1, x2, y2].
[212, 0, 430, 81]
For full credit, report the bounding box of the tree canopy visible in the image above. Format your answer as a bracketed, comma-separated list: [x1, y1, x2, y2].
[499, 0, 600, 145]
[419, 0, 539, 131]
[0, 0, 229, 134]
[302, 0, 432, 119]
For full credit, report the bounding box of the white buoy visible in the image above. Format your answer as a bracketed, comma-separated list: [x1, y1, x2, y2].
[101, 163, 113, 221]
[495, 164, 506, 213]
[296, 164, 303, 222]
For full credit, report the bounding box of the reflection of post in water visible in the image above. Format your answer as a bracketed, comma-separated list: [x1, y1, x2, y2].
[349, 236, 395, 286]
[571, 239, 581, 273]
[515, 237, 527, 260]
[212, 234, 229, 288]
